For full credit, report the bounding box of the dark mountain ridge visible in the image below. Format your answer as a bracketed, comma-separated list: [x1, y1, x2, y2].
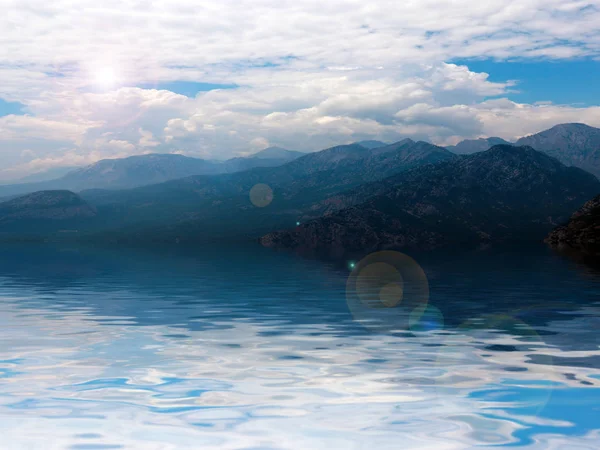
[261, 145, 600, 254]
[73, 140, 453, 237]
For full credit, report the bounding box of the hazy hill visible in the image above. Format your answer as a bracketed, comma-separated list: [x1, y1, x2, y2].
[59, 154, 224, 190]
[0, 150, 305, 198]
[516, 123, 600, 177]
[446, 137, 513, 154]
[261, 145, 600, 253]
[0, 190, 96, 234]
[248, 146, 305, 161]
[6, 166, 81, 184]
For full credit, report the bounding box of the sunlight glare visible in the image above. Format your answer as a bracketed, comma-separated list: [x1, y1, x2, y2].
[93, 67, 119, 89]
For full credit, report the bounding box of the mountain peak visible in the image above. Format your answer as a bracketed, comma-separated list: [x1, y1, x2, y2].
[515, 122, 600, 177]
[394, 138, 416, 146]
[548, 123, 597, 132]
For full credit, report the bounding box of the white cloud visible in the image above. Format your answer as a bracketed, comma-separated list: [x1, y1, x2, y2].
[138, 128, 161, 148]
[0, 0, 600, 179]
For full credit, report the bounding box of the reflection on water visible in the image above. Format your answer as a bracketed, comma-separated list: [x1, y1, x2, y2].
[0, 243, 599, 449]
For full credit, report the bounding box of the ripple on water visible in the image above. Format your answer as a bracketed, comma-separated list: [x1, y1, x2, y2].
[0, 245, 598, 448]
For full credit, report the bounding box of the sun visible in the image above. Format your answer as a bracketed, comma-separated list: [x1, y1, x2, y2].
[93, 67, 119, 89]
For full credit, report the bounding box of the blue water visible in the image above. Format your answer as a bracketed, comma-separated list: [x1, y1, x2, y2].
[0, 244, 598, 449]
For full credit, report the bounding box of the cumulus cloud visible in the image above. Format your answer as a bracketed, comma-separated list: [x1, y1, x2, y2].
[0, 0, 599, 179]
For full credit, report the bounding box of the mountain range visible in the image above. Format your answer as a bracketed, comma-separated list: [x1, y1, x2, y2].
[0, 123, 599, 259]
[0, 147, 306, 199]
[77, 139, 453, 239]
[446, 123, 600, 178]
[0, 140, 451, 240]
[261, 145, 600, 254]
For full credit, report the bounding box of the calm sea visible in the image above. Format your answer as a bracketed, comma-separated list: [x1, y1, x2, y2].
[0, 243, 598, 449]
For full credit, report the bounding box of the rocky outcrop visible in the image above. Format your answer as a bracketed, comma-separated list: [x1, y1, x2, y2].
[546, 195, 600, 257]
[261, 145, 600, 253]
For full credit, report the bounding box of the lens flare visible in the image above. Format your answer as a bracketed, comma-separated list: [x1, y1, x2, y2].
[249, 184, 274, 208]
[355, 262, 404, 307]
[346, 251, 429, 333]
[409, 304, 444, 332]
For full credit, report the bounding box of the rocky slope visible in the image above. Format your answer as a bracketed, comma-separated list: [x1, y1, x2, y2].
[546, 195, 600, 257]
[516, 123, 600, 177]
[261, 145, 600, 253]
[446, 137, 512, 154]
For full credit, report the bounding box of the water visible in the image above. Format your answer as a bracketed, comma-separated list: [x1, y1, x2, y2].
[0, 243, 598, 449]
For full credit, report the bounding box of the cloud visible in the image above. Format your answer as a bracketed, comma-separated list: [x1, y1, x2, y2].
[0, 1, 600, 179]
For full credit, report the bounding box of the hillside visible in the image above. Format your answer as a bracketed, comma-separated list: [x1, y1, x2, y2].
[261, 145, 600, 253]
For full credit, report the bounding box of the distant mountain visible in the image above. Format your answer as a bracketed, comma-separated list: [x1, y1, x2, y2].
[353, 140, 389, 149]
[0, 190, 96, 234]
[261, 145, 600, 253]
[73, 140, 453, 241]
[0, 151, 305, 199]
[516, 123, 600, 177]
[446, 137, 513, 155]
[248, 146, 305, 161]
[6, 166, 81, 184]
[546, 194, 600, 258]
[59, 154, 225, 190]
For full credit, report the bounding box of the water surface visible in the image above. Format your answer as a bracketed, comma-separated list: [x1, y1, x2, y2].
[0, 244, 599, 449]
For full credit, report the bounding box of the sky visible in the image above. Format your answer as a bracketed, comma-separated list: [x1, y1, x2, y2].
[0, 0, 600, 181]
